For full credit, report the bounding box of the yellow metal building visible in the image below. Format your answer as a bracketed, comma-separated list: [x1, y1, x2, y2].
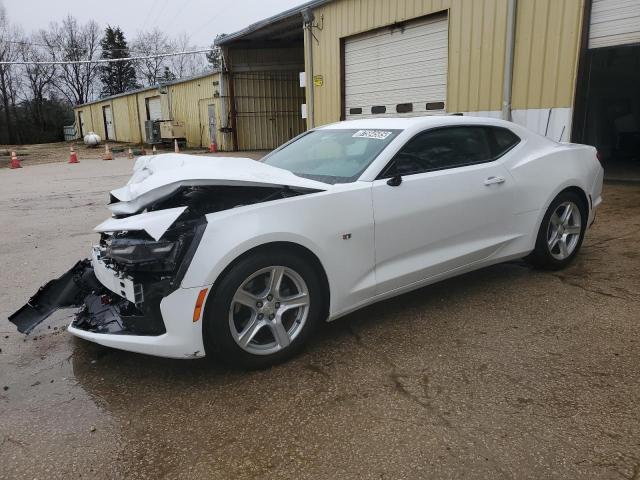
[217, 0, 588, 147]
[73, 72, 223, 149]
[307, 0, 583, 141]
[73, 0, 640, 172]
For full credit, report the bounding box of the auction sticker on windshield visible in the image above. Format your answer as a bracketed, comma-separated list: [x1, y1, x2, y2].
[352, 130, 393, 140]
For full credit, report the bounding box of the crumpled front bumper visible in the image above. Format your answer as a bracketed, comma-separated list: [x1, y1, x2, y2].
[9, 253, 209, 359]
[67, 285, 208, 359]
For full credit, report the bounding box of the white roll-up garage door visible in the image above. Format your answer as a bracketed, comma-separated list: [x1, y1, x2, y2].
[146, 96, 162, 120]
[589, 0, 640, 49]
[344, 14, 448, 120]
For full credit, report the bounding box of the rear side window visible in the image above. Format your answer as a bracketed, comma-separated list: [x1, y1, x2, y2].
[489, 127, 520, 158]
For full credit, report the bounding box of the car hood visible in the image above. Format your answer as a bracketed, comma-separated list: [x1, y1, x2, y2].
[109, 154, 328, 215]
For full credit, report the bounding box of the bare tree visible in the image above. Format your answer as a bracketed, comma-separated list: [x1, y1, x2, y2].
[0, 3, 21, 143]
[42, 15, 101, 105]
[20, 32, 57, 128]
[168, 32, 207, 79]
[132, 28, 171, 86]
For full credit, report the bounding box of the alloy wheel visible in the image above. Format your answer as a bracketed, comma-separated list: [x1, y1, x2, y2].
[228, 266, 310, 355]
[546, 201, 582, 261]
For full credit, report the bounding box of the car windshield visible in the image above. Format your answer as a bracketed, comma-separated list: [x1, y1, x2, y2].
[262, 128, 401, 184]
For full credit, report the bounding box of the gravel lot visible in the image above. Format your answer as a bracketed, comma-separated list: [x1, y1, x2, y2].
[0, 157, 639, 479]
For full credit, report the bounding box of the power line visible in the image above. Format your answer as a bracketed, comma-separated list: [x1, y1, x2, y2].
[0, 48, 212, 65]
[3, 38, 209, 55]
[161, 0, 196, 31]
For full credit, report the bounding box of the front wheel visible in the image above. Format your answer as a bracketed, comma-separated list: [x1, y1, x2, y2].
[203, 250, 325, 369]
[527, 191, 587, 270]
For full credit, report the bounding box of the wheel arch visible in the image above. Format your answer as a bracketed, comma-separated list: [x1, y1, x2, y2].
[202, 241, 331, 324]
[552, 185, 591, 222]
[533, 184, 590, 243]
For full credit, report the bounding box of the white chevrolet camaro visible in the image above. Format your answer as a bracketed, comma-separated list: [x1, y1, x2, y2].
[10, 116, 604, 368]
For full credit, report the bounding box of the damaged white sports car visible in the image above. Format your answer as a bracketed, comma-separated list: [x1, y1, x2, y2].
[10, 116, 604, 368]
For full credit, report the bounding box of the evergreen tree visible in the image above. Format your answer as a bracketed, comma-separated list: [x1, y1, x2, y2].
[160, 66, 176, 82]
[99, 26, 138, 97]
[206, 34, 225, 70]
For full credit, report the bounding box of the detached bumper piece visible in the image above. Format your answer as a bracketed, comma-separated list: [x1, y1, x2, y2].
[8, 261, 166, 336]
[8, 260, 99, 334]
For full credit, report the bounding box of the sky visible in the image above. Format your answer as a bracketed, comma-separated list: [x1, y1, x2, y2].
[2, 0, 305, 47]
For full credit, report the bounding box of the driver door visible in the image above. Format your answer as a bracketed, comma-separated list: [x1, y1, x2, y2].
[372, 125, 519, 295]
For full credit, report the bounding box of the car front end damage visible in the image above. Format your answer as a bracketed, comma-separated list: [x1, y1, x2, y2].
[10, 215, 210, 358]
[8, 154, 327, 358]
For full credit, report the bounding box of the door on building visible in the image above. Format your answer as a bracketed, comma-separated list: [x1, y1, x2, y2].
[208, 104, 216, 146]
[146, 96, 162, 121]
[102, 105, 115, 140]
[573, 0, 640, 180]
[77, 111, 85, 138]
[233, 71, 306, 150]
[342, 13, 448, 120]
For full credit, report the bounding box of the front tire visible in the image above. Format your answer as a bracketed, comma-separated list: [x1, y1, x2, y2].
[527, 191, 587, 270]
[203, 249, 324, 369]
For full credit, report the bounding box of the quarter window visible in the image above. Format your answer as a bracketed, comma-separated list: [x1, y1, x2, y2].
[490, 127, 520, 157]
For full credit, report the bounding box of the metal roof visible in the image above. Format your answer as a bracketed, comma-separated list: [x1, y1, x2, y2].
[216, 0, 333, 46]
[74, 70, 220, 109]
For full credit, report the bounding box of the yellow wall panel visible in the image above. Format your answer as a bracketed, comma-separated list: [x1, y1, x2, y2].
[511, 0, 583, 109]
[309, 0, 583, 125]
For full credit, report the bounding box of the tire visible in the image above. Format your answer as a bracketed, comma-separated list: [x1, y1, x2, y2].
[527, 191, 588, 270]
[203, 249, 325, 369]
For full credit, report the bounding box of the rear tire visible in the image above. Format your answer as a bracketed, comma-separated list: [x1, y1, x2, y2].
[203, 249, 325, 369]
[527, 191, 587, 270]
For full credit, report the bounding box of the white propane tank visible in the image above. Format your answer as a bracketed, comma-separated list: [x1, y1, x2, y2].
[83, 132, 101, 147]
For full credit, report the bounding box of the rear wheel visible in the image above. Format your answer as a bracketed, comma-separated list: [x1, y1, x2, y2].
[203, 250, 324, 369]
[527, 191, 587, 270]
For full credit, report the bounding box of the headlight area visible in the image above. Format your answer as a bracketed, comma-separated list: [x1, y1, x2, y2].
[72, 218, 207, 336]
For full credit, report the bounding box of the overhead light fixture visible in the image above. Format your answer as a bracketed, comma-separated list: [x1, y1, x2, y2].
[301, 8, 315, 25]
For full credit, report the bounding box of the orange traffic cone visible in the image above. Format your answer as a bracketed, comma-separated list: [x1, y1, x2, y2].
[209, 141, 217, 153]
[68, 145, 79, 164]
[127, 147, 134, 159]
[102, 143, 113, 161]
[174, 139, 180, 153]
[152, 145, 157, 154]
[9, 150, 22, 169]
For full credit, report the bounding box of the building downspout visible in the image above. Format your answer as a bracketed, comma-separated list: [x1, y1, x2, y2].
[219, 53, 228, 151]
[304, 21, 315, 129]
[502, 0, 517, 121]
[220, 49, 238, 151]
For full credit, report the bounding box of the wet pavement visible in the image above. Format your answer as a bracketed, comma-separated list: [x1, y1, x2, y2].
[1, 159, 639, 479]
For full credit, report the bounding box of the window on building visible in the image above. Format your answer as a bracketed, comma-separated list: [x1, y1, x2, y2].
[371, 105, 387, 114]
[426, 101, 445, 110]
[396, 103, 413, 113]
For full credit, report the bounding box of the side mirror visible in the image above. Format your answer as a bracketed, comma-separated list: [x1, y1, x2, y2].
[387, 175, 402, 187]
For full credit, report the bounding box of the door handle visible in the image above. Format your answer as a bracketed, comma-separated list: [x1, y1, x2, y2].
[484, 176, 505, 186]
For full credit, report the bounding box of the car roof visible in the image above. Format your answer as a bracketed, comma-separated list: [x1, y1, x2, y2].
[318, 115, 519, 131]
